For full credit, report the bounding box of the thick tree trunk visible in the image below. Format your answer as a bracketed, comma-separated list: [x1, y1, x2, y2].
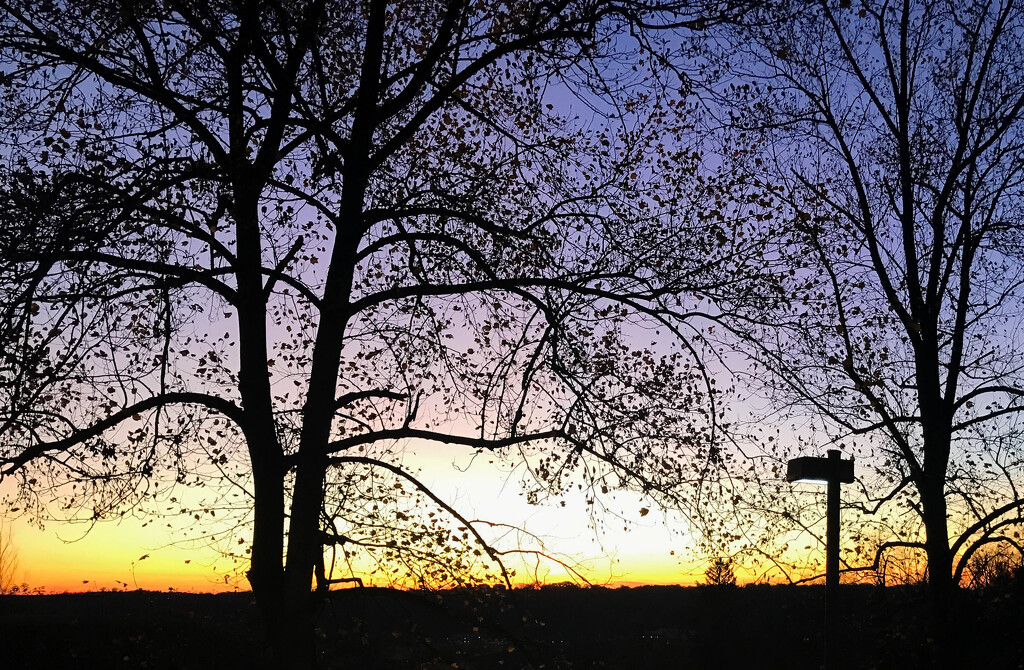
[922, 498, 953, 593]
[915, 341, 957, 667]
[920, 470, 952, 585]
[247, 465, 285, 605]
[233, 164, 295, 662]
[925, 479, 954, 667]
[247, 457, 291, 666]
[240, 11, 378, 663]
[919, 463, 957, 669]
[280, 459, 328, 669]
[272, 164, 367, 669]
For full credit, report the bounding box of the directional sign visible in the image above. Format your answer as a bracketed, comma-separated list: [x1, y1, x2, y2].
[787, 454, 855, 484]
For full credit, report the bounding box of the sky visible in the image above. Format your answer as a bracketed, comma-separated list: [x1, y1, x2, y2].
[0, 4, 861, 597]
[2, 465, 706, 593]
[4, 1, 1024, 606]
[3, 440, 718, 593]
[0, 94, 725, 595]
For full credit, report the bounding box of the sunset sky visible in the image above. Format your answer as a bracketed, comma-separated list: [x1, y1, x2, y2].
[5, 5, 1024, 670]
[2, 0, 990, 604]
[3, 442, 719, 593]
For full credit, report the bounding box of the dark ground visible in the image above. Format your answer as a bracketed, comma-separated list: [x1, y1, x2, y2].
[2, 582, 1022, 669]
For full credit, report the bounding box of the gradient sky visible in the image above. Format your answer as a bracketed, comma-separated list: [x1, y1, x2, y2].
[3, 442, 710, 593]
[0, 8, 824, 596]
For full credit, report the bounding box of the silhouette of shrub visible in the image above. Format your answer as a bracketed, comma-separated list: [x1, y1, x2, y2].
[967, 546, 1023, 591]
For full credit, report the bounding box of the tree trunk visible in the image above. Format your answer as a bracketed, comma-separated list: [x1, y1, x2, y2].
[922, 494, 953, 594]
[233, 168, 295, 663]
[273, 175, 366, 668]
[247, 454, 291, 666]
[920, 467, 957, 669]
[915, 338, 955, 655]
[280, 459, 328, 669]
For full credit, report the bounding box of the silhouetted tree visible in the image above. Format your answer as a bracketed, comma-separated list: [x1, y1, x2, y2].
[0, 0, 753, 665]
[0, 522, 17, 594]
[703, 557, 736, 586]
[711, 0, 1024, 646]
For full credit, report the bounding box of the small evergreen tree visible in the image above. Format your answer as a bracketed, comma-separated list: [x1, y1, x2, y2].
[704, 558, 737, 586]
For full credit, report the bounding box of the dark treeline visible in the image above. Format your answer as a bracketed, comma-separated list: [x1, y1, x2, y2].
[4, 583, 1024, 669]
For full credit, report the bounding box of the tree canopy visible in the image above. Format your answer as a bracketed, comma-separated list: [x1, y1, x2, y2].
[0, 0, 755, 665]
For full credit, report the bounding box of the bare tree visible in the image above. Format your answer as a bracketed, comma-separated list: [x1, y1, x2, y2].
[712, 0, 1024, 638]
[0, 522, 17, 594]
[0, 0, 753, 664]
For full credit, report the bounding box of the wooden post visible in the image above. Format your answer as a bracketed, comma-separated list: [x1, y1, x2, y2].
[826, 449, 841, 670]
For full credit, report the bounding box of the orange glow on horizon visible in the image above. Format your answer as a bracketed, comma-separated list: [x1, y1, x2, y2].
[4, 447, 711, 594]
[5, 507, 707, 594]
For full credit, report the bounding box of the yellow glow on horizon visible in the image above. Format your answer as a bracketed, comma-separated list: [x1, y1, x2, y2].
[5, 496, 702, 593]
[7, 514, 241, 593]
[3, 443, 708, 594]
[7, 512, 701, 593]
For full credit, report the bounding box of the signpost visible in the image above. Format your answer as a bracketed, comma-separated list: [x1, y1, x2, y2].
[787, 449, 855, 670]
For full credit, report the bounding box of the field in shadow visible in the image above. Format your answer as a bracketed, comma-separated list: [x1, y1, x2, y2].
[3, 582, 1022, 669]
